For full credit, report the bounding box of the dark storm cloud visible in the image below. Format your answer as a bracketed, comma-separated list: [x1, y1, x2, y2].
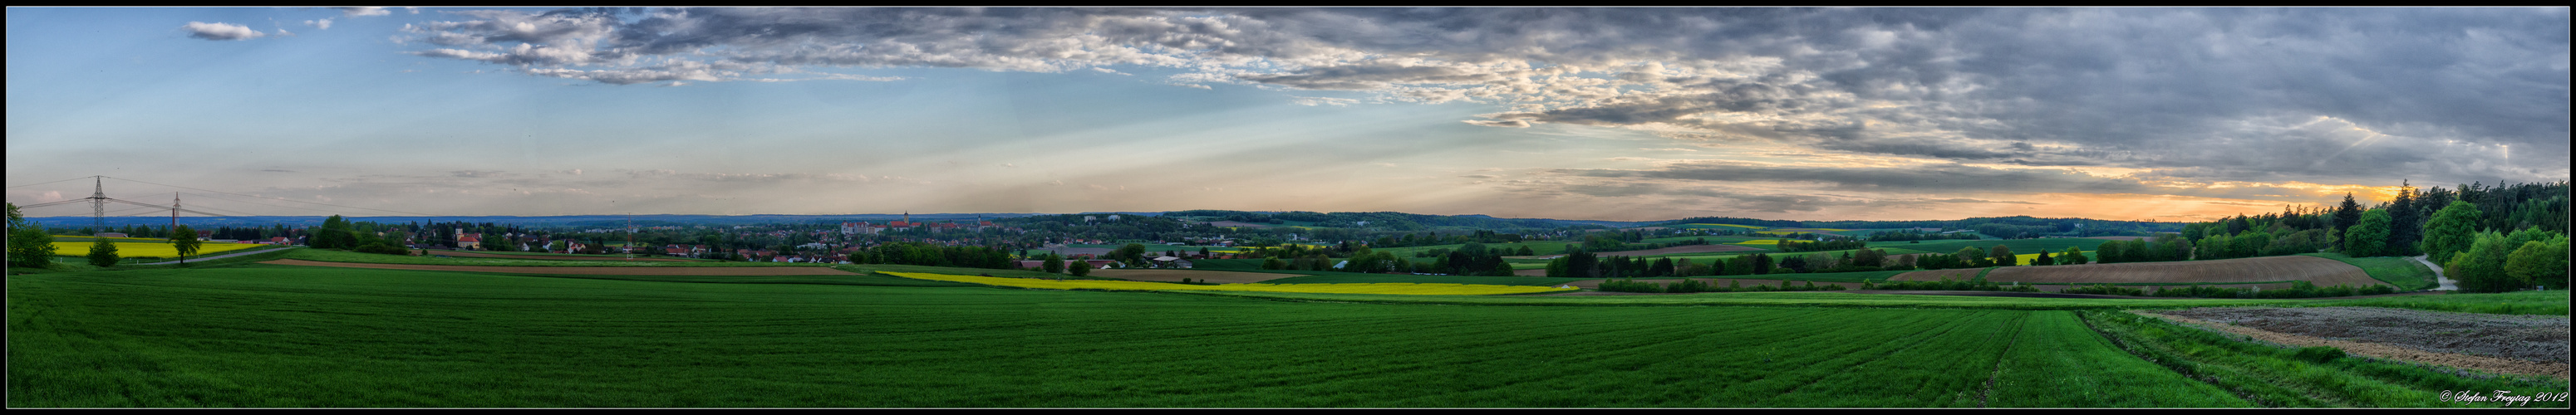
[1560, 163, 2156, 194]
[398, 7, 2569, 186]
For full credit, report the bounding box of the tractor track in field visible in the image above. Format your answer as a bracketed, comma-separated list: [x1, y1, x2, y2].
[1976, 313, 2032, 408]
[2076, 310, 2279, 407]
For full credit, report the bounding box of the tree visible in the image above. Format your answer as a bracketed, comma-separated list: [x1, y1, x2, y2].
[7, 203, 57, 269]
[2330, 193, 2364, 247]
[1955, 247, 1989, 267]
[2032, 250, 2053, 266]
[1113, 243, 1149, 263]
[2340, 209, 2392, 257]
[1989, 245, 2016, 266]
[2059, 247, 2088, 265]
[2418, 201, 2482, 264]
[1069, 259, 1093, 277]
[2504, 234, 2569, 290]
[170, 225, 202, 265]
[2443, 231, 2513, 293]
[1043, 253, 1065, 274]
[87, 237, 120, 267]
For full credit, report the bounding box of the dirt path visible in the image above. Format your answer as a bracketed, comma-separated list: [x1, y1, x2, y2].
[259, 259, 855, 276]
[2140, 308, 2568, 380]
[2411, 255, 2459, 290]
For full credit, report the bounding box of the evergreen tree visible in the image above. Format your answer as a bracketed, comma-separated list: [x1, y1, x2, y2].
[2331, 193, 2364, 245]
[2387, 183, 2426, 256]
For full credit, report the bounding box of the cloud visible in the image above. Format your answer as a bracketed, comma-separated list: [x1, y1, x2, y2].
[305, 18, 332, 30]
[622, 169, 871, 183]
[181, 22, 266, 41]
[337, 7, 391, 17]
[1558, 162, 2155, 194]
[1289, 96, 1359, 106]
[387, 7, 2566, 187]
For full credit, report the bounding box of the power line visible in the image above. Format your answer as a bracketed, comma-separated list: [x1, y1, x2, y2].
[103, 176, 439, 216]
[3, 175, 100, 188]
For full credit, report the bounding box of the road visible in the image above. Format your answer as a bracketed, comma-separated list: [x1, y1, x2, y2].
[2409, 255, 2458, 290]
[129, 246, 298, 266]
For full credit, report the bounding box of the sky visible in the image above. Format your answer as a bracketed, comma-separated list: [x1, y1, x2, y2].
[5, 7, 2568, 222]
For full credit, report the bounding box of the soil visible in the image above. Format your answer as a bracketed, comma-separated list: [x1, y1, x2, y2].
[1089, 269, 1306, 283]
[2144, 307, 2570, 380]
[422, 250, 697, 261]
[259, 259, 856, 276]
[1891, 268, 1984, 281]
[1983, 256, 2384, 287]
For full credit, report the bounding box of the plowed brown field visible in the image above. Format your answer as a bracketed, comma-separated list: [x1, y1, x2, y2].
[1982, 256, 2383, 286]
[1589, 244, 1764, 256]
[1890, 267, 1985, 281]
[422, 251, 697, 261]
[1089, 269, 1305, 283]
[260, 259, 855, 276]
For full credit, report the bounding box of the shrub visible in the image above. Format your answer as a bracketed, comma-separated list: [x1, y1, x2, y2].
[2292, 346, 2347, 363]
[1597, 279, 1662, 293]
[2062, 284, 2146, 296]
[86, 238, 120, 267]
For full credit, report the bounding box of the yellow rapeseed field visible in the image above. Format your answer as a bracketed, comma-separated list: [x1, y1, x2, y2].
[2009, 251, 2097, 266]
[880, 272, 1574, 295]
[49, 241, 267, 258]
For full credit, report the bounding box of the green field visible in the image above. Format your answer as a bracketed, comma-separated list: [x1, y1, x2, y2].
[11, 257, 2564, 408]
[2298, 252, 2439, 290]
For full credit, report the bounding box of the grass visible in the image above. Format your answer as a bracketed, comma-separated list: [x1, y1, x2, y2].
[2299, 252, 2438, 290]
[1185, 290, 2311, 310]
[1257, 274, 1590, 286]
[7, 266, 2264, 408]
[879, 271, 1576, 295]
